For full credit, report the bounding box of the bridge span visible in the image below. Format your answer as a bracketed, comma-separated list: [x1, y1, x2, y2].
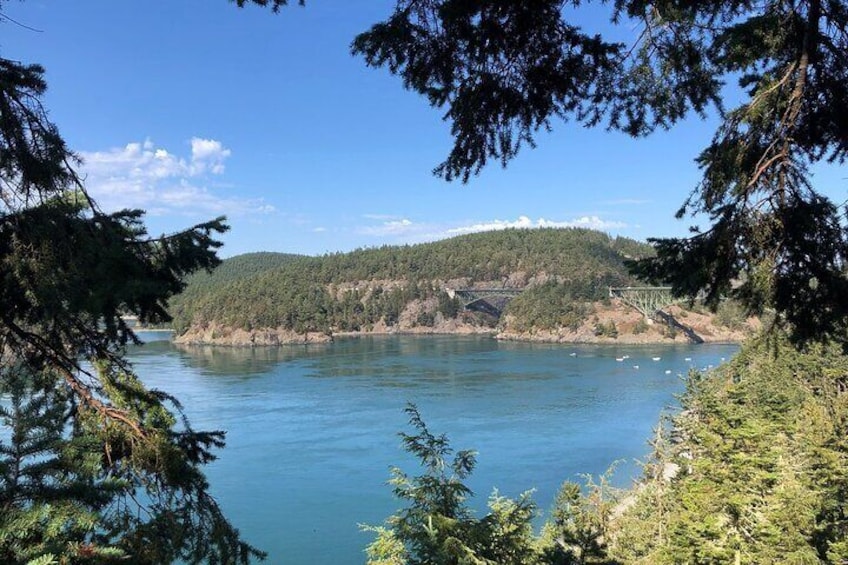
[445, 287, 524, 316]
[608, 286, 679, 319]
[609, 286, 705, 343]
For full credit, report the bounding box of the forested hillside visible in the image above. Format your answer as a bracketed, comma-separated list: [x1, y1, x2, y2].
[170, 229, 653, 339]
[168, 251, 301, 326]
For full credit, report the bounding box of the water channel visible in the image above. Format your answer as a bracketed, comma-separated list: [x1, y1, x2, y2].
[130, 333, 737, 564]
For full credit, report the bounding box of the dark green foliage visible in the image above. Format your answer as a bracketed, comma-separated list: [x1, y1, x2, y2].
[354, 0, 848, 345]
[0, 363, 264, 564]
[169, 252, 302, 330]
[632, 317, 649, 334]
[0, 34, 262, 564]
[415, 311, 436, 328]
[350, 0, 729, 179]
[352, 1, 621, 182]
[179, 252, 302, 291]
[593, 321, 618, 339]
[436, 290, 461, 319]
[713, 300, 747, 331]
[231, 0, 303, 11]
[506, 282, 595, 333]
[172, 229, 652, 335]
[542, 477, 620, 565]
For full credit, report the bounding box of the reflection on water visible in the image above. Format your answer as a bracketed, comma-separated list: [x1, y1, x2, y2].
[128, 334, 738, 565]
[173, 342, 332, 376]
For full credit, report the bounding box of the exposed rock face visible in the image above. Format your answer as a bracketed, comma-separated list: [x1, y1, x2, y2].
[175, 292, 755, 346]
[497, 301, 756, 344]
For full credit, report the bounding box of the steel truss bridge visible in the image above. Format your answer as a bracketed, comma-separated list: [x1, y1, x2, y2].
[446, 287, 524, 316]
[608, 286, 683, 319]
[609, 286, 705, 343]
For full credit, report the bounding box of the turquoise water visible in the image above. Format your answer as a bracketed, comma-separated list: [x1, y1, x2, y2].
[129, 334, 737, 564]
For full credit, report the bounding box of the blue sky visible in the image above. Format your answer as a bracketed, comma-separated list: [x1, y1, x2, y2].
[4, 1, 845, 257]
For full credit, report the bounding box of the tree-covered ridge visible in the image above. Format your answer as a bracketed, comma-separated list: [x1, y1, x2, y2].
[184, 251, 303, 287]
[170, 228, 654, 335]
[282, 228, 651, 284]
[168, 252, 301, 325]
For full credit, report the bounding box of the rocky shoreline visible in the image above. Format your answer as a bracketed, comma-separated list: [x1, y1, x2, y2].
[174, 324, 333, 347]
[174, 298, 756, 347]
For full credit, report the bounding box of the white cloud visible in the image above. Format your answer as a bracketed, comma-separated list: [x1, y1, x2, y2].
[446, 215, 627, 235]
[359, 218, 415, 236]
[79, 138, 272, 218]
[190, 137, 231, 175]
[354, 214, 629, 246]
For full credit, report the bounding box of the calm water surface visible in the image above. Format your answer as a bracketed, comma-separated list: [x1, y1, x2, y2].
[130, 334, 737, 564]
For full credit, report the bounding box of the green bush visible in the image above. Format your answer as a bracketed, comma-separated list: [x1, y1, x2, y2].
[633, 317, 650, 334]
[715, 300, 747, 330]
[593, 320, 618, 338]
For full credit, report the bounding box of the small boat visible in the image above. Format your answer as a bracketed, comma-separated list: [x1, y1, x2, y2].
[622, 355, 630, 359]
[615, 357, 625, 362]
[633, 365, 639, 370]
[665, 370, 672, 374]
[569, 352, 577, 357]
[684, 357, 692, 362]
[652, 356, 661, 361]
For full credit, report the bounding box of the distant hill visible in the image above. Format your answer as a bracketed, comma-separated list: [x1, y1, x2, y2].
[170, 229, 655, 339]
[169, 251, 303, 326]
[198, 251, 305, 285]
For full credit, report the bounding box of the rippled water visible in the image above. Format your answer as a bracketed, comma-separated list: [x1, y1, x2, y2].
[129, 333, 737, 564]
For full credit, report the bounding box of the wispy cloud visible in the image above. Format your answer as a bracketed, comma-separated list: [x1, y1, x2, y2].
[446, 215, 627, 235]
[355, 214, 629, 244]
[358, 218, 416, 236]
[79, 138, 274, 217]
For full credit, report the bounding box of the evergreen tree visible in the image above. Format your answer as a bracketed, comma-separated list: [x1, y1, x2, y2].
[365, 404, 539, 565]
[0, 365, 124, 563]
[0, 31, 262, 565]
